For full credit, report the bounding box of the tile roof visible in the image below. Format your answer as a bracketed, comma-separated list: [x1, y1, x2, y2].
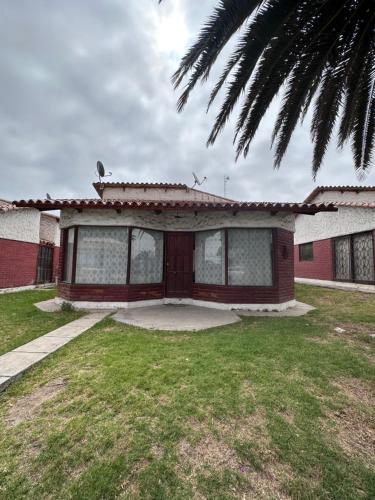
[13, 198, 337, 215]
[331, 201, 375, 208]
[0, 199, 17, 212]
[304, 186, 375, 203]
[93, 182, 188, 197]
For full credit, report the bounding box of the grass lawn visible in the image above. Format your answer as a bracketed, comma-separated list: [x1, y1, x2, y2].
[0, 285, 374, 499]
[0, 289, 82, 356]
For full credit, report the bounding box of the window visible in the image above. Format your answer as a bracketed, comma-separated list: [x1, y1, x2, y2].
[195, 230, 225, 285]
[130, 228, 164, 284]
[63, 228, 75, 282]
[75, 227, 128, 284]
[228, 229, 273, 286]
[299, 242, 313, 261]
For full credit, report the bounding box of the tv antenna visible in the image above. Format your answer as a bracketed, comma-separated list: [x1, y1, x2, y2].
[224, 175, 230, 197]
[96, 161, 112, 183]
[191, 172, 207, 189]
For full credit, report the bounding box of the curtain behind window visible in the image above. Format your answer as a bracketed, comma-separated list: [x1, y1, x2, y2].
[75, 227, 128, 284]
[228, 229, 272, 286]
[195, 230, 225, 285]
[130, 228, 164, 284]
[63, 228, 75, 282]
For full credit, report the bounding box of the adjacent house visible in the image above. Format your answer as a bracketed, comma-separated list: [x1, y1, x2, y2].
[294, 186, 375, 288]
[0, 200, 60, 290]
[15, 182, 335, 310]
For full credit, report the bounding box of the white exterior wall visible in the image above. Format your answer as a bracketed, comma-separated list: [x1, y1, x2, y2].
[314, 190, 375, 203]
[60, 208, 295, 232]
[101, 186, 232, 202]
[295, 207, 375, 244]
[0, 208, 40, 244]
[39, 214, 60, 246]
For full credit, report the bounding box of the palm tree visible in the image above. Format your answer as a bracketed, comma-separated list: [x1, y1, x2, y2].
[172, 0, 375, 177]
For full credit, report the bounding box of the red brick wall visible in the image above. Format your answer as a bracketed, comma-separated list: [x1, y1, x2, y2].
[294, 238, 333, 280]
[276, 228, 295, 302]
[0, 238, 39, 288]
[52, 246, 60, 281]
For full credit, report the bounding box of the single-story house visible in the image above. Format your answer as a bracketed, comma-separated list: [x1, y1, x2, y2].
[294, 186, 375, 287]
[15, 182, 335, 310]
[0, 200, 60, 290]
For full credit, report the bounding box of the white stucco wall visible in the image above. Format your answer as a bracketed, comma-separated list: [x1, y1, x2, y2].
[60, 208, 295, 233]
[101, 186, 232, 202]
[313, 190, 375, 203]
[39, 214, 60, 246]
[295, 207, 375, 244]
[0, 208, 40, 244]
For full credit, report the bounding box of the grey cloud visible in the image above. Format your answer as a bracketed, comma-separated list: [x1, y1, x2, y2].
[0, 0, 374, 205]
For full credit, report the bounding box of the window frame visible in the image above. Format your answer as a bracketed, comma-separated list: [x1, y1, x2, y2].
[61, 225, 165, 286]
[299, 242, 314, 262]
[194, 227, 275, 288]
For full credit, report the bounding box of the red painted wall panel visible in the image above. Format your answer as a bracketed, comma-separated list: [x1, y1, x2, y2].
[0, 238, 39, 288]
[294, 238, 333, 280]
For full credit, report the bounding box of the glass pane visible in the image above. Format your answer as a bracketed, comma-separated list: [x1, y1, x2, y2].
[63, 228, 75, 282]
[353, 232, 374, 282]
[299, 242, 313, 261]
[75, 227, 128, 284]
[130, 228, 164, 284]
[195, 230, 225, 285]
[228, 229, 273, 286]
[334, 236, 352, 280]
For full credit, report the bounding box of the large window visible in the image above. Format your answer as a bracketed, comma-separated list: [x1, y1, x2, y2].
[195, 230, 225, 285]
[228, 229, 273, 286]
[130, 228, 164, 284]
[75, 227, 128, 284]
[63, 228, 75, 282]
[299, 242, 314, 261]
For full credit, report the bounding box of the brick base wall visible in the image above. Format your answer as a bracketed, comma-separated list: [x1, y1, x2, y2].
[294, 238, 333, 281]
[0, 238, 39, 288]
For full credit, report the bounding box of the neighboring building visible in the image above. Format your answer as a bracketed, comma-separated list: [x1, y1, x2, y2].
[15, 182, 334, 310]
[0, 199, 60, 290]
[294, 186, 375, 287]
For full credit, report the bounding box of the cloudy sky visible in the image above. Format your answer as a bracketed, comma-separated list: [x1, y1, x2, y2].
[1, 0, 375, 203]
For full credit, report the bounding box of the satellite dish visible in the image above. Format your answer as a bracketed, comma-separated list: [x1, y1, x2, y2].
[96, 161, 112, 182]
[191, 172, 207, 188]
[46, 193, 52, 200]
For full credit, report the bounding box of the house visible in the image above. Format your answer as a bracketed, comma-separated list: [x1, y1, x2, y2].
[294, 186, 375, 288]
[14, 182, 335, 309]
[0, 200, 60, 290]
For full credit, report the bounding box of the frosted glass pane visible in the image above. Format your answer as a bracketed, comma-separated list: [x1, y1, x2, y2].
[76, 227, 128, 284]
[228, 229, 272, 286]
[63, 228, 75, 282]
[195, 230, 225, 285]
[130, 228, 164, 284]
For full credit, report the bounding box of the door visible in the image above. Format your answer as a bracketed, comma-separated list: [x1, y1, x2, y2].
[36, 245, 54, 284]
[334, 232, 375, 283]
[165, 232, 194, 297]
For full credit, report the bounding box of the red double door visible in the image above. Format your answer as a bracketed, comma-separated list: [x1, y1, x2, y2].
[165, 232, 194, 298]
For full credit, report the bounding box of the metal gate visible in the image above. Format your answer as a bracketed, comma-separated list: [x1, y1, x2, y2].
[334, 232, 374, 284]
[36, 245, 54, 284]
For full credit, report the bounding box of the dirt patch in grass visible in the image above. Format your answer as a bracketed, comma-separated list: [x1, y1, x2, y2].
[317, 296, 336, 305]
[177, 411, 294, 499]
[4, 378, 67, 427]
[240, 379, 255, 399]
[120, 458, 149, 497]
[306, 336, 329, 344]
[333, 377, 375, 405]
[328, 406, 375, 468]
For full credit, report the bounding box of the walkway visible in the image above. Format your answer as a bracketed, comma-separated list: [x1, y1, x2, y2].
[0, 312, 109, 393]
[295, 277, 375, 294]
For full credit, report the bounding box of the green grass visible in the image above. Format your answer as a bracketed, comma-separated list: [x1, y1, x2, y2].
[0, 285, 374, 499]
[0, 289, 82, 355]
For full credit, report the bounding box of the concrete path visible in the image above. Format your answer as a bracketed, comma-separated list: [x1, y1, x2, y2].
[295, 277, 375, 294]
[0, 312, 108, 393]
[113, 305, 241, 331]
[237, 301, 315, 317]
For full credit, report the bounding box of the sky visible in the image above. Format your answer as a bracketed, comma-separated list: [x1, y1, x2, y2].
[1, 0, 375, 204]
